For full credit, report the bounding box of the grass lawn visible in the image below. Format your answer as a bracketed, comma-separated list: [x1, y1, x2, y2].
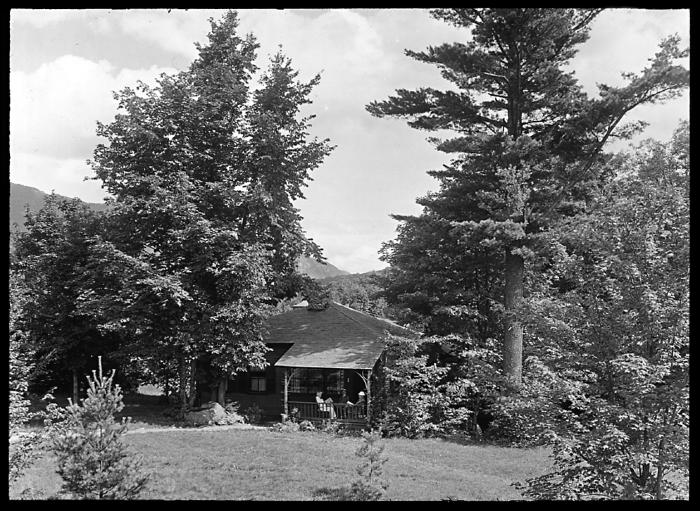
[10, 428, 551, 500]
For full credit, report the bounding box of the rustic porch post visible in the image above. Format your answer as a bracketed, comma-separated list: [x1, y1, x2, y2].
[283, 368, 290, 416]
[365, 369, 372, 424]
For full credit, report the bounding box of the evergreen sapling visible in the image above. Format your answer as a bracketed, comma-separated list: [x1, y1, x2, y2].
[349, 430, 389, 500]
[51, 357, 149, 499]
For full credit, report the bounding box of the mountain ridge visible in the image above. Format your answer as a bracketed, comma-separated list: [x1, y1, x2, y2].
[9, 181, 348, 279]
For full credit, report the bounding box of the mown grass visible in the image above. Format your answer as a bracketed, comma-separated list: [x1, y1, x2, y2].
[10, 428, 551, 500]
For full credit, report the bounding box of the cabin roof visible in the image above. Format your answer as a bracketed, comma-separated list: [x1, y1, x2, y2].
[264, 302, 415, 370]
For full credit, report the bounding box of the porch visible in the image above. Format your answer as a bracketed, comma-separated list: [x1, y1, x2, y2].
[280, 366, 373, 425]
[287, 400, 366, 424]
[225, 365, 372, 424]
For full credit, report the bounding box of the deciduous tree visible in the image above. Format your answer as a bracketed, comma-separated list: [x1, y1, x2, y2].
[86, 11, 333, 406]
[517, 122, 689, 499]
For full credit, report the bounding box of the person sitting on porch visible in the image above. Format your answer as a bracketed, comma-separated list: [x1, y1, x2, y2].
[316, 391, 336, 418]
[347, 391, 366, 407]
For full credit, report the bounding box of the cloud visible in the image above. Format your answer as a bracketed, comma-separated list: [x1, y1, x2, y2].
[10, 54, 176, 159]
[112, 9, 220, 61]
[572, 9, 690, 94]
[11, 8, 93, 28]
[10, 54, 177, 200]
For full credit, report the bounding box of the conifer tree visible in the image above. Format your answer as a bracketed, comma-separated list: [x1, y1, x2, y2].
[51, 357, 149, 499]
[349, 430, 389, 501]
[368, 8, 689, 387]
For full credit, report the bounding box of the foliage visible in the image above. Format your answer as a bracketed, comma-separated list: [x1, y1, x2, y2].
[324, 271, 391, 317]
[73, 10, 333, 404]
[272, 420, 301, 433]
[50, 359, 149, 499]
[11, 195, 126, 399]
[485, 356, 585, 446]
[374, 333, 510, 439]
[374, 336, 447, 438]
[367, 8, 689, 386]
[9, 268, 41, 483]
[243, 403, 263, 424]
[514, 123, 689, 499]
[347, 430, 389, 501]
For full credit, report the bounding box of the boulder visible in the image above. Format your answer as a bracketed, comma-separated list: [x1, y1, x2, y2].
[184, 402, 226, 426]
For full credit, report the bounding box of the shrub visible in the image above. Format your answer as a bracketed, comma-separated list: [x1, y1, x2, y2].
[50, 357, 149, 499]
[272, 420, 300, 433]
[299, 420, 316, 431]
[243, 403, 263, 424]
[486, 357, 582, 446]
[319, 420, 341, 435]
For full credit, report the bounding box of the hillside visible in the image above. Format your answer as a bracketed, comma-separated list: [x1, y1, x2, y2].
[9, 182, 348, 278]
[319, 267, 388, 283]
[9, 182, 108, 232]
[296, 254, 349, 279]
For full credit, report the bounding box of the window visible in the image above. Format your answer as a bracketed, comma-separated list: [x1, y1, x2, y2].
[250, 372, 266, 392]
[288, 369, 344, 394]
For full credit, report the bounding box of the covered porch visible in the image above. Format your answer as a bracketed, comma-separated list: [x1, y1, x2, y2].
[280, 366, 374, 425]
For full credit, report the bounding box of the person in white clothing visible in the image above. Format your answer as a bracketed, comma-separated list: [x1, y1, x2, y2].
[315, 391, 336, 419]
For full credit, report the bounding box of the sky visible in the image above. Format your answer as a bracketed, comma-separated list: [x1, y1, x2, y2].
[10, 8, 690, 273]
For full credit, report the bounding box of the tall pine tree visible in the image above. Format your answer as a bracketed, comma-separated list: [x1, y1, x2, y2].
[367, 8, 688, 387]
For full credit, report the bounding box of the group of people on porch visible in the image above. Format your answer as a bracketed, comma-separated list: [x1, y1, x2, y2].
[315, 390, 365, 419]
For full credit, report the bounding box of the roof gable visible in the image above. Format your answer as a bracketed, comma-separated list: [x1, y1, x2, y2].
[263, 302, 415, 370]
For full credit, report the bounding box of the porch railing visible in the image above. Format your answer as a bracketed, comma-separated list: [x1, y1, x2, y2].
[288, 401, 366, 422]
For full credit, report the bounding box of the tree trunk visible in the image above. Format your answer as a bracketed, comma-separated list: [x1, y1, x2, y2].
[216, 377, 227, 406]
[504, 249, 524, 388]
[178, 357, 188, 412]
[188, 358, 197, 408]
[503, 48, 524, 390]
[72, 367, 79, 404]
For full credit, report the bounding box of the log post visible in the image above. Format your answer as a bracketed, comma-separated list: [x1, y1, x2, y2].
[365, 369, 372, 424]
[355, 369, 372, 426]
[283, 368, 290, 417]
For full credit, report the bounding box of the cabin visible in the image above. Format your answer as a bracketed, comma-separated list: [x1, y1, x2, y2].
[223, 301, 414, 426]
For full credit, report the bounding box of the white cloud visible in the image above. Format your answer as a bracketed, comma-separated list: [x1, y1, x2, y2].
[10, 54, 177, 201]
[10, 54, 176, 159]
[112, 9, 220, 61]
[11, 9, 92, 28]
[572, 9, 690, 94]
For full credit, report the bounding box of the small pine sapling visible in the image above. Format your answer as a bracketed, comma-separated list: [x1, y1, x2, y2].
[349, 430, 389, 500]
[51, 357, 149, 499]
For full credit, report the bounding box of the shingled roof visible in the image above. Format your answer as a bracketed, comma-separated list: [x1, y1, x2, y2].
[264, 302, 415, 370]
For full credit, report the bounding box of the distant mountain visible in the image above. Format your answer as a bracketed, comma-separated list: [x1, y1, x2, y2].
[319, 267, 389, 283]
[9, 182, 349, 278]
[297, 256, 349, 280]
[9, 182, 108, 232]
